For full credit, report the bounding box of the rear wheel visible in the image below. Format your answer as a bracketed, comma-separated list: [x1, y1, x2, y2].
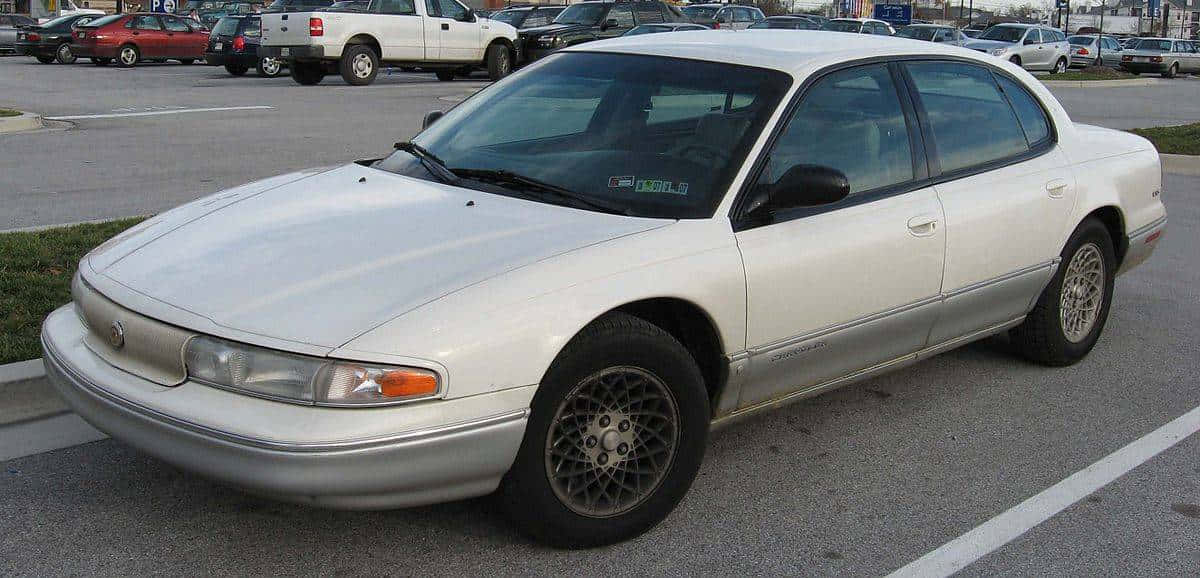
[256, 55, 283, 77]
[1009, 55, 1022, 67]
[500, 312, 709, 548]
[1050, 57, 1067, 74]
[339, 44, 378, 86]
[485, 42, 511, 80]
[55, 42, 76, 64]
[224, 62, 248, 76]
[35, 54, 55, 64]
[117, 44, 139, 67]
[1010, 218, 1116, 366]
[1163, 63, 1178, 78]
[289, 60, 325, 85]
[435, 70, 455, 81]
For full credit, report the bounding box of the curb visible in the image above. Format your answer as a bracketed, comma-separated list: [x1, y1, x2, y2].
[1161, 153, 1200, 176]
[0, 359, 45, 384]
[0, 359, 65, 427]
[1, 214, 150, 234]
[0, 111, 44, 134]
[1042, 78, 1160, 88]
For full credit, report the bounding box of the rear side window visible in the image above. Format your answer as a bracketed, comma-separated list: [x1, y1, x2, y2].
[524, 11, 551, 27]
[759, 64, 914, 197]
[378, 0, 415, 14]
[995, 75, 1051, 146]
[905, 61, 1029, 173]
[129, 15, 163, 30]
[213, 17, 238, 35]
[635, 1, 664, 23]
[163, 16, 192, 32]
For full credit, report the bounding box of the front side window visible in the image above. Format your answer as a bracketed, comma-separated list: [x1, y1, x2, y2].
[373, 52, 791, 219]
[757, 64, 913, 200]
[608, 3, 634, 27]
[905, 61, 1030, 173]
[822, 19, 861, 32]
[897, 26, 935, 40]
[163, 16, 192, 32]
[435, 0, 468, 20]
[554, 3, 605, 25]
[378, 0, 415, 14]
[680, 6, 715, 20]
[132, 15, 163, 30]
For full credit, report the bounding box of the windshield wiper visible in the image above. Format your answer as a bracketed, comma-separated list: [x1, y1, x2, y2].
[449, 168, 631, 216]
[394, 141, 458, 185]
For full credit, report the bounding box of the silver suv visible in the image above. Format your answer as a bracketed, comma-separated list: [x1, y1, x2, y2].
[965, 24, 1072, 73]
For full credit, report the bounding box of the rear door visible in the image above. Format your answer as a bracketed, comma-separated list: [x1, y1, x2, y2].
[373, 0, 423, 60]
[161, 15, 203, 57]
[128, 15, 167, 57]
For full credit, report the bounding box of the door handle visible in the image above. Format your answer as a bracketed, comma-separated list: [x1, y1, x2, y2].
[441, 22, 449, 30]
[1046, 179, 1068, 198]
[907, 214, 939, 237]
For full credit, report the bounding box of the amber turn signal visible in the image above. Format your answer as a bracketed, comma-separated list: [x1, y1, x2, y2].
[379, 370, 439, 398]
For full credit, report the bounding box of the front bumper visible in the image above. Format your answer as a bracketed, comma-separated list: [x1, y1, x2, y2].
[259, 44, 324, 60]
[41, 305, 532, 509]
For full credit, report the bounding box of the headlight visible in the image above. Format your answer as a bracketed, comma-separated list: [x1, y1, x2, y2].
[185, 335, 441, 406]
[536, 36, 562, 48]
[991, 48, 1008, 56]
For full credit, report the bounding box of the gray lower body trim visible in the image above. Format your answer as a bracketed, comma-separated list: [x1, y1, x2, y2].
[1118, 216, 1166, 276]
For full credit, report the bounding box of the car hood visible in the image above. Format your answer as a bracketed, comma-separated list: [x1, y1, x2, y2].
[90, 163, 671, 350]
[519, 22, 588, 37]
[964, 39, 1015, 51]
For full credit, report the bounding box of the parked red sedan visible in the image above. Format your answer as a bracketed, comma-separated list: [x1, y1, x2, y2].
[71, 13, 208, 67]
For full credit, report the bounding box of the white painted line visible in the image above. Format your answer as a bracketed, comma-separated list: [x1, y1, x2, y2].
[0, 413, 108, 462]
[888, 405, 1200, 578]
[45, 105, 274, 120]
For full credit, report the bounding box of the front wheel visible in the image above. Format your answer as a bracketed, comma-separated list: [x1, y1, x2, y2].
[485, 43, 511, 80]
[1163, 63, 1178, 78]
[256, 55, 283, 77]
[1050, 57, 1068, 74]
[117, 44, 139, 67]
[339, 44, 378, 86]
[1010, 218, 1116, 366]
[56, 43, 76, 64]
[500, 312, 709, 548]
[1009, 55, 1022, 67]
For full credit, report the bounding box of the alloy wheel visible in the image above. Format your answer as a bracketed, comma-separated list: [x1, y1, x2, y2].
[544, 366, 680, 518]
[1060, 242, 1104, 343]
[120, 46, 137, 66]
[57, 43, 74, 63]
[261, 57, 281, 76]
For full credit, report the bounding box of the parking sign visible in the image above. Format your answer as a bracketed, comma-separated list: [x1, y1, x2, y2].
[150, 0, 176, 12]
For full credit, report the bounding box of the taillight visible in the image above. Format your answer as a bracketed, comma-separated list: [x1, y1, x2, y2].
[1151, 55, 1163, 62]
[28, 32, 40, 41]
[1122, 55, 1132, 61]
[1077, 47, 1089, 55]
[309, 17, 323, 36]
[233, 35, 245, 51]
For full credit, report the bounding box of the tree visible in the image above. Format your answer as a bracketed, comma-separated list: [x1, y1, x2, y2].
[755, 0, 789, 16]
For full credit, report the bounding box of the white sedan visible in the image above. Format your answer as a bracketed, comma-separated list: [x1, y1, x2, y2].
[42, 30, 1166, 547]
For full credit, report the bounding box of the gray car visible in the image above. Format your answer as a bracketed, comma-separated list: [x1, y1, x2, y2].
[1068, 35, 1123, 68]
[0, 14, 37, 53]
[965, 23, 1072, 73]
[1119, 38, 1200, 78]
[680, 3, 763, 30]
[895, 23, 968, 46]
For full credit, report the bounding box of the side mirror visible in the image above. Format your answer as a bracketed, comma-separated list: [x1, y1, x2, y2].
[422, 109, 444, 130]
[462, 8, 475, 22]
[1024, 37, 1036, 45]
[601, 17, 617, 30]
[746, 164, 850, 215]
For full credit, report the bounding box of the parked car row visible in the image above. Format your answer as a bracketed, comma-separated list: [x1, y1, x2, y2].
[1119, 37, 1200, 77]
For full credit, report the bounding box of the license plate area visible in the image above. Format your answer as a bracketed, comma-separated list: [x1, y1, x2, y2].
[281, 47, 290, 56]
[213, 42, 223, 50]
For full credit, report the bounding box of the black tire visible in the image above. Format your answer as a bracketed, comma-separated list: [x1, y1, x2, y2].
[224, 62, 248, 76]
[1163, 63, 1178, 78]
[256, 55, 283, 77]
[55, 42, 76, 64]
[91, 57, 111, 66]
[339, 44, 378, 86]
[1050, 57, 1067, 74]
[1010, 218, 1116, 367]
[499, 312, 709, 548]
[485, 42, 511, 81]
[289, 61, 324, 85]
[1009, 55, 1022, 66]
[117, 44, 139, 67]
[35, 54, 55, 64]
[435, 70, 455, 81]
[179, 58, 195, 65]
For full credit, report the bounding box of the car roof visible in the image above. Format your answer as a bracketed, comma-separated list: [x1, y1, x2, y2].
[831, 17, 883, 23]
[907, 23, 950, 28]
[567, 30, 998, 76]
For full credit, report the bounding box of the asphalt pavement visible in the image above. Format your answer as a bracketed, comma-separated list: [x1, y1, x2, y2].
[1, 54, 1199, 575]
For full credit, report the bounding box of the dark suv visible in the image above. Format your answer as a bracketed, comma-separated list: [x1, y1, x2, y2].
[205, 14, 287, 76]
[518, 0, 684, 62]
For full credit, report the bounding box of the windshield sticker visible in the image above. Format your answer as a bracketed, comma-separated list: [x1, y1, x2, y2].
[608, 175, 635, 188]
[635, 179, 689, 195]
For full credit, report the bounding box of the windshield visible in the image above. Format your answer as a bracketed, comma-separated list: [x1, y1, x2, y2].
[79, 14, 124, 27]
[212, 16, 238, 35]
[1136, 39, 1171, 51]
[373, 52, 790, 219]
[680, 6, 716, 19]
[979, 25, 1025, 42]
[896, 26, 936, 40]
[490, 9, 526, 25]
[822, 20, 861, 32]
[1068, 36, 1094, 46]
[554, 3, 606, 25]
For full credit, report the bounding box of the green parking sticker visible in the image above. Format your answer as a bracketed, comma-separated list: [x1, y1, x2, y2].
[635, 179, 689, 195]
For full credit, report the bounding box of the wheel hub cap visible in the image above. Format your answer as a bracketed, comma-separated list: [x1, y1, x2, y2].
[353, 54, 371, 77]
[544, 366, 679, 518]
[1060, 242, 1104, 343]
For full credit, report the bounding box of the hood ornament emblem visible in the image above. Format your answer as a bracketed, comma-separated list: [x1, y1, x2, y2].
[109, 320, 125, 349]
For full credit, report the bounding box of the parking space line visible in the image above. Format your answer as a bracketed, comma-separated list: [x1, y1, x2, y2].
[45, 106, 274, 120]
[888, 404, 1200, 578]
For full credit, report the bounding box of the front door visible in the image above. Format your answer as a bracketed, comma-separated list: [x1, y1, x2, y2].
[129, 15, 166, 58]
[902, 60, 1076, 343]
[427, 0, 481, 61]
[735, 63, 945, 409]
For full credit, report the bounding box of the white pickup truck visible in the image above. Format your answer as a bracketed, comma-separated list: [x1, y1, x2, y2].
[259, 0, 519, 86]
